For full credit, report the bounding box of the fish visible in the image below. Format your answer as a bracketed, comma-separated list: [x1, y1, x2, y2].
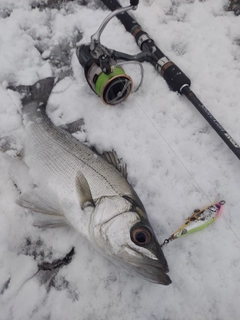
[7, 77, 171, 285]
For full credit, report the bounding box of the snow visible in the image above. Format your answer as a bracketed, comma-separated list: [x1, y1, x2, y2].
[0, 0, 240, 319]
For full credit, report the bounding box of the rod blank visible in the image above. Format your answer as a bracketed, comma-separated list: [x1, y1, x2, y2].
[100, 0, 240, 160]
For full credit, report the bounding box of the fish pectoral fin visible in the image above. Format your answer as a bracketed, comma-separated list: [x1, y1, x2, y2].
[17, 191, 64, 216]
[75, 172, 95, 211]
[32, 213, 69, 229]
[102, 150, 128, 179]
[17, 191, 70, 228]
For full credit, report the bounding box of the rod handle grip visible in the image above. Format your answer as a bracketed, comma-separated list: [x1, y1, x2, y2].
[160, 62, 191, 93]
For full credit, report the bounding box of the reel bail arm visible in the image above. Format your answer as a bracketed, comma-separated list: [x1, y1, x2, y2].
[90, 0, 139, 59]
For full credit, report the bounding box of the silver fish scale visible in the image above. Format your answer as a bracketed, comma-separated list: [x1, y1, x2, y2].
[23, 103, 135, 204]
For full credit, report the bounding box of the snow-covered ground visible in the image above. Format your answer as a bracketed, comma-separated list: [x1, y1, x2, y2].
[0, 0, 240, 319]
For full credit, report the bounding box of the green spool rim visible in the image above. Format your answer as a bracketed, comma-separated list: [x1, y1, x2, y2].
[95, 66, 126, 96]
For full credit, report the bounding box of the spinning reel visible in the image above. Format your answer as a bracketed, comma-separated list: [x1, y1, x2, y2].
[76, 0, 145, 105]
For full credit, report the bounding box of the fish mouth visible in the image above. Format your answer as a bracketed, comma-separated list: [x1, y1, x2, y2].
[123, 251, 171, 285]
[131, 260, 172, 285]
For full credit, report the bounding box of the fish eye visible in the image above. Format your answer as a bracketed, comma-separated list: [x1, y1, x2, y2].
[131, 227, 152, 246]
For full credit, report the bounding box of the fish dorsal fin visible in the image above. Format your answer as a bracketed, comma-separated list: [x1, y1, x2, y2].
[75, 171, 95, 211]
[102, 150, 128, 179]
[0, 119, 84, 156]
[59, 118, 85, 134]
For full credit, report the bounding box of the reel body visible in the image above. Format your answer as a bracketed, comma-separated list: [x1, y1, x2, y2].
[76, 44, 133, 105]
[76, 0, 143, 106]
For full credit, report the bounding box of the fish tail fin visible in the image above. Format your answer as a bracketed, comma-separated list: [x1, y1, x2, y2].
[8, 77, 55, 106]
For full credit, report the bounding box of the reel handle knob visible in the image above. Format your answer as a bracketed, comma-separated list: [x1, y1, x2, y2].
[130, 0, 139, 6]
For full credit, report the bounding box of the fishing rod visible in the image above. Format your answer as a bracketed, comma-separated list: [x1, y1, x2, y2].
[76, 0, 240, 160]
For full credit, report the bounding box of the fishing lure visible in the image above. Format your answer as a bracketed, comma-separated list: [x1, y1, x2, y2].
[161, 200, 225, 247]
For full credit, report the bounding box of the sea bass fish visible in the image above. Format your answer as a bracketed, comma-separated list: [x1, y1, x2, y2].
[10, 77, 171, 285]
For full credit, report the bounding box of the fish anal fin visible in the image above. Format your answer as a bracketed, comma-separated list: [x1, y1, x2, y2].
[102, 150, 128, 179]
[75, 172, 95, 211]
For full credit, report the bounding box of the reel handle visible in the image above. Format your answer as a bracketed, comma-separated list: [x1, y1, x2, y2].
[90, 1, 138, 58]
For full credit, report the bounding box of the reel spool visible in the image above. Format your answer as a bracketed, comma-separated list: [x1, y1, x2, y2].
[76, 0, 143, 106]
[85, 63, 133, 105]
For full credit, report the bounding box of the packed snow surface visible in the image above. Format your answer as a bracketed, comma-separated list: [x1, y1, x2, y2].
[0, 0, 240, 319]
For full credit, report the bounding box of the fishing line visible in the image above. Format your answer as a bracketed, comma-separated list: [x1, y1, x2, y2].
[134, 96, 240, 245]
[130, 90, 240, 245]
[85, 0, 240, 245]
[115, 71, 212, 204]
